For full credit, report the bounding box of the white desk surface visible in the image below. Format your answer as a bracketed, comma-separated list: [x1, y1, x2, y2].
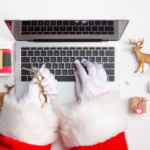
[0, 0, 150, 149]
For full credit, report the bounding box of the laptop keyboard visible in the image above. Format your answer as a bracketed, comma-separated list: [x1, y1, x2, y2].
[21, 20, 114, 35]
[21, 47, 115, 82]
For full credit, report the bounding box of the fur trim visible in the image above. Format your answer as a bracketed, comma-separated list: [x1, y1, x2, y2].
[0, 90, 59, 146]
[57, 91, 128, 148]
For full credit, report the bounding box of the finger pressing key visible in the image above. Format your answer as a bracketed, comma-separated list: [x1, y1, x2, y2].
[74, 60, 87, 83]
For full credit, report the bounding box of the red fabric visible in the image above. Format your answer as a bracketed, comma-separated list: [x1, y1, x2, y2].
[0, 67, 11, 73]
[0, 134, 51, 150]
[0, 49, 11, 53]
[6, 23, 11, 31]
[71, 132, 128, 150]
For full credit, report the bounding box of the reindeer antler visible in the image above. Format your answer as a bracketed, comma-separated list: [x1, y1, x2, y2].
[129, 39, 138, 45]
[138, 39, 144, 46]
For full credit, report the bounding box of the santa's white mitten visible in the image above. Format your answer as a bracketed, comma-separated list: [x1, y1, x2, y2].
[74, 59, 109, 101]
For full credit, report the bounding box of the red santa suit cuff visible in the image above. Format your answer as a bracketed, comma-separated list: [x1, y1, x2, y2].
[57, 91, 128, 150]
[0, 90, 59, 149]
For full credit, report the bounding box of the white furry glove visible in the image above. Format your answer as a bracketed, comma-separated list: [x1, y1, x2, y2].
[22, 65, 58, 106]
[75, 59, 109, 101]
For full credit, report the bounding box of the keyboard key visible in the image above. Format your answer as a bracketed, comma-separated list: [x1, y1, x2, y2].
[96, 47, 101, 50]
[73, 51, 78, 56]
[51, 48, 56, 51]
[50, 70, 54, 74]
[54, 51, 59, 56]
[89, 57, 95, 62]
[67, 26, 72, 31]
[68, 70, 74, 75]
[102, 21, 107, 25]
[33, 63, 38, 68]
[60, 51, 65, 56]
[38, 47, 43, 50]
[83, 32, 88, 34]
[57, 57, 62, 62]
[76, 32, 81, 34]
[31, 57, 36, 62]
[38, 32, 43, 34]
[108, 32, 114, 34]
[21, 70, 30, 75]
[41, 26, 46, 31]
[51, 32, 56, 34]
[70, 47, 75, 50]
[57, 47, 62, 50]
[82, 57, 88, 60]
[22, 27, 27, 31]
[99, 51, 104, 56]
[108, 21, 114, 25]
[38, 21, 43, 25]
[86, 51, 91, 56]
[109, 57, 114, 62]
[70, 57, 75, 62]
[22, 47, 30, 50]
[104, 63, 114, 68]
[21, 57, 30, 62]
[102, 57, 107, 62]
[34, 51, 39, 56]
[65, 63, 70, 68]
[28, 76, 32, 81]
[70, 32, 75, 34]
[44, 21, 49, 25]
[57, 32, 62, 34]
[51, 57, 56, 62]
[96, 32, 101, 34]
[80, 51, 85, 56]
[22, 32, 30, 34]
[99, 26, 104, 31]
[86, 26, 91, 31]
[46, 63, 51, 69]
[95, 21, 101, 25]
[56, 70, 61, 75]
[63, 47, 69, 50]
[32, 21, 37, 25]
[83, 47, 88, 50]
[57, 21, 62, 25]
[55, 76, 75, 81]
[21, 76, 27, 81]
[60, 26, 65, 31]
[96, 57, 101, 62]
[92, 26, 97, 31]
[47, 51, 52, 56]
[62, 70, 67, 75]
[63, 21, 69, 25]
[64, 57, 69, 62]
[79, 26, 85, 31]
[21, 51, 27, 56]
[22, 21, 30, 26]
[41, 51, 46, 56]
[73, 26, 78, 31]
[105, 70, 114, 75]
[102, 32, 107, 34]
[109, 47, 115, 50]
[38, 57, 43, 62]
[34, 26, 40, 31]
[89, 32, 94, 34]
[76, 21, 81, 25]
[102, 47, 107, 50]
[39, 63, 44, 68]
[44, 57, 49, 62]
[51, 21, 56, 25]
[67, 51, 72, 56]
[109, 76, 114, 81]
[89, 47, 95, 50]
[89, 21, 94, 25]
[71, 63, 76, 69]
[106, 51, 114, 56]
[52, 63, 57, 68]
[21, 64, 31, 69]
[54, 26, 59, 31]
[28, 26, 33, 31]
[70, 21, 75, 25]
[93, 51, 98, 56]
[105, 26, 114, 31]
[59, 63, 64, 68]
[28, 51, 33, 56]
[47, 26, 52, 31]
[76, 57, 82, 61]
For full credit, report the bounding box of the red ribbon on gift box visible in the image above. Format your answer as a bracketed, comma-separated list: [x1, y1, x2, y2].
[130, 98, 148, 112]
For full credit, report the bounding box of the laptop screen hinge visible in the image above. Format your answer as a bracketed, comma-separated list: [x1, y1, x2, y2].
[28, 39, 104, 42]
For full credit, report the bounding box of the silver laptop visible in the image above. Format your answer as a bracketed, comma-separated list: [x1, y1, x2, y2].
[5, 19, 129, 149]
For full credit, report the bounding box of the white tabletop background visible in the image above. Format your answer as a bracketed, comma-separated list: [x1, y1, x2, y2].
[0, 0, 150, 149]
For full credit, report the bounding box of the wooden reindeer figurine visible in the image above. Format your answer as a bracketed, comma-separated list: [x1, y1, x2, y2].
[129, 39, 150, 73]
[0, 84, 14, 110]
